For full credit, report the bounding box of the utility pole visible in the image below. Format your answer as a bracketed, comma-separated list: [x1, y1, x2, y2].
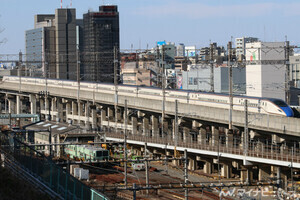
[161, 45, 166, 138]
[49, 126, 52, 158]
[45, 51, 50, 121]
[124, 99, 128, 188]
[184, 149, 188, 200]
[291, 147, 294, 194]
[228, 41, 233, 130]
[144, 143, 149, 195]
[18, 51, 22, 123]
[5, 93, 7, 114]
[218, 135, 221, 182]
[114, 46, 119, 133]
[18, 51, 22, 93]
[76, 43, 80, 102]
[244, 99, 249, 157]
[210, 43, 214, 92]
[285, 40, 290, 105]
[174, 100, 178, 158]
[133, 183, 137, 200]
[156, 46, 160, 87]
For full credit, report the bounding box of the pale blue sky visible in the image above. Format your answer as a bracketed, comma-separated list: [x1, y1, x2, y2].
[0, 0, 300, 54]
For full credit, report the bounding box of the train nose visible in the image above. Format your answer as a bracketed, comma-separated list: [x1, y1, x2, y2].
[280, 107, 294, 117]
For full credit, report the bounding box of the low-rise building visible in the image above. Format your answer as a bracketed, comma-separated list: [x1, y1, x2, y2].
[24, 121, 95, 156]
[122, 68, 153, 86]
[178, 64, 246, 94]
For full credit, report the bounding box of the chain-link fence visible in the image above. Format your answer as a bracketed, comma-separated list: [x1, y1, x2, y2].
[0, 131, 109, 200]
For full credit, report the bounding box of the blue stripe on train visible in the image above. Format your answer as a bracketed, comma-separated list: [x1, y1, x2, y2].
[280, 107, 294, 117]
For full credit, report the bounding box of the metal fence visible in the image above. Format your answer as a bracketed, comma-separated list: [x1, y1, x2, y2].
[106, 132, 300, 165]
[0, 132, 109, 200]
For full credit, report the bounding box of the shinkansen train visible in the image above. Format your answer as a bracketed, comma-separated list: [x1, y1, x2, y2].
[1, 76, 294, 117]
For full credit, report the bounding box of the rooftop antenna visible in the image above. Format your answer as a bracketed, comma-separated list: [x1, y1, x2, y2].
[61, 0, 62, 8]
[70, 0, 72, 7]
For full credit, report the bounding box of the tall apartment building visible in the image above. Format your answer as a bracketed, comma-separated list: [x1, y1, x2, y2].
[25, 9, 77, 80]
[235, 37, 259, 59]
[82, 5, 120, 83]
[199, 43, 226, 64]
[176, 43, 185, 57]
[157, 42, 176, 69]
[246, 42, 286, 100]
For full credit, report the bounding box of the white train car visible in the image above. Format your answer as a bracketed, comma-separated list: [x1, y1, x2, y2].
[1, 76, 293, 117]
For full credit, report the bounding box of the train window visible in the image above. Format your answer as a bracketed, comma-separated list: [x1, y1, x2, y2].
[103, 151, 109, 157]
[271, 99, 288, 107]
[96, 151, 103, 157]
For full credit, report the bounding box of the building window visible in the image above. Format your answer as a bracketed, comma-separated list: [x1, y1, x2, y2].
[188, 77, 193, 85]
[194, 78, 198, 85]
[123, 73, 136, 77]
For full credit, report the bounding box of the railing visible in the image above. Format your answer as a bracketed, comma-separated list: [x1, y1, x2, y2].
[106, 132, 300, 164]
[0, 132, 109, 200]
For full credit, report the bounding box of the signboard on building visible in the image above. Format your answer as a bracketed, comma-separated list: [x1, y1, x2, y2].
[177, 75, 183, 89]
[157, 41, 166, 46]
[185, 46, 196, 57]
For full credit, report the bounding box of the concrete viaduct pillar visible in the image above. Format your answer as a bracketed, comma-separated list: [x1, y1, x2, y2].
[45, 98, 50, 121]
[66, 101, 71, 122]
[56, 98, 63, 122]
[100, 108, 106, 126]
[225, 128, 233, 148]
[16, 95, 21, 115]
[29, 94, 37, 121]
[183, 127, 190, 143]
[143, 116, 149, 136]
[107, 107, 114, 122]
[131, 116, 137, 135]
[91, 106, 97, 130]
[258, 165, 271, 181]
[51, 98, 57, 121]
[210, 126, 219, 146]
[39, 98, 45, 117]
[221, 162, 232, 179]
[204, 162, 213, 174]
[72, 101, 78, 122]
[151, 115, 159, 137]
[188, 155, 197, 171]
[240, 167, 253, 184]
[85, 102, 91, 130]
[78, 102, 83, 126]
[198, 128, 206, 145]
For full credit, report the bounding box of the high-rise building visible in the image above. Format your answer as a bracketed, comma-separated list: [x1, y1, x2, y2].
[82, 5, 120, 83]
[26, 15, 55, 77]
[55, 9, 77, 80]
[25, 9, 77, 80]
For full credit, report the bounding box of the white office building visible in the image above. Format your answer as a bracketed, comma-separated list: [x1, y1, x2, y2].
[246, 42, 286, 100]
